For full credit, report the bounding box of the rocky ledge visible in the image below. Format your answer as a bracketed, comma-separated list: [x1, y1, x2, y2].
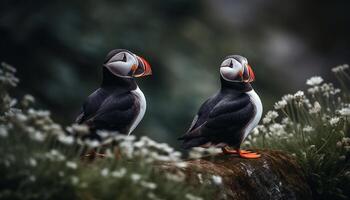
[160, 150, 312, 200]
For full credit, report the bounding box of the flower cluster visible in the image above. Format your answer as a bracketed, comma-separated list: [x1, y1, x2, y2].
[332, 64, 349, 73]
[306, 76, 323, 86]
[245, 66, 350, 199]
[0, 63, 217, 200]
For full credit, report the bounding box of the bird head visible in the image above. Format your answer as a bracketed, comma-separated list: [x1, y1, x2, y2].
[103, 49, 152, 78]
[219, 55, 255, 83]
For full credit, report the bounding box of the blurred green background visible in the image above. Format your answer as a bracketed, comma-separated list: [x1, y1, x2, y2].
[1, 0, 350, 148]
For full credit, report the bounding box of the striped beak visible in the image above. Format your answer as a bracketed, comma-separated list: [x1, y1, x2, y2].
[242, 64, 255, 82]
[133, 56, 152, 77]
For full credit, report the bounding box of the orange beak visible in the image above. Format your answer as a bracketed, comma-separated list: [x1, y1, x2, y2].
[135, 56, 152, 77]
[243, 64, 255, 82]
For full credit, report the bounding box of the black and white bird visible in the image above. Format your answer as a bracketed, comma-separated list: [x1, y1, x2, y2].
[179, 55, 263, 159]
[76, 49, 152, 141]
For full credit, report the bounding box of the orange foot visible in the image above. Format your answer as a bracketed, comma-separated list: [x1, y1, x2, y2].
[221, 147, 255, 155]
[238, 150, 261, 159]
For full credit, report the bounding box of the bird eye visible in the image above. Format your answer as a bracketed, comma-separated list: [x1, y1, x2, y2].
[109, 53, 127, 63]
[121, 53, 127, 62]
[229, 60, 233, 68]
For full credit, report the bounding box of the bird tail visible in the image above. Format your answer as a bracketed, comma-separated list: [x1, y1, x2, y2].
[180, 137, 208, 149]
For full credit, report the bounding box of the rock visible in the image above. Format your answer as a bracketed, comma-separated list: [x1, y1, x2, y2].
[160, 150, 312, 200]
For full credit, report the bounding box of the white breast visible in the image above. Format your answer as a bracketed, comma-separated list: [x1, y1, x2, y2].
[129, 87, 146, 135]
[243, 89, 263, 141]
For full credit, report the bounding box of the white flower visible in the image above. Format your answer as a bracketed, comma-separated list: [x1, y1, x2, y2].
[306, 76, 323, 86]
[66, 161, 78, 169]
[189, 148, 205, 159]
[336, 141, 343, 148]
[339, 107, 350, 116]
[28, 158, 37, 167]
[16, 113, 27, 122]
[332, 64, 349, 73]
[0, 126, 8, 138]
[175, 162, 188, 168]
[71, 124, 89, 135]
[282, 94, 294, 102]
[147, 192, 162, 200]
[113, 134, 128, 141]
[46, 149, 66, 161]
[274, 100, 287, 110]
[307, 86, 319, 94]
[252, 127, 259, 136]
[331, 88, 341, 95]
[111, 168, 127, 178]
[197, 173, 203, 183]
[140, 181, 157, 190]
[101, 168, 109, 177]
[206, 147, 221, 155]
[330, 117, 340, 126]
[309, 102, 321, 114]
[293, 91, 307, 106]
[309, 145, 316, 150]
[185, 193, 203, 200]
[23, 94, 35, 103]
[269, 123, 286, 136]
[58, 134, 74, 145]
[71, 176, 79, 185]
[58, 171, 65, 177]
[262, 117, 271, 124]
[263, 111, 279, 124]
[85, 139, 100, 148]
[281, 117, 291, 125]
[302, 126, 314, 133]
[29, 131, 46, 142]
[342, 137, 350, 144]
[212, 175, 223, 185]
[243, 140, 251, 146]
[96, 130, 110, 138]
[130, 173, 141, 182]
[36, 110, 51, 117]
[124, 135, 136, 141]
[294, 91, 305, 98]
[29, 175, 36, 182]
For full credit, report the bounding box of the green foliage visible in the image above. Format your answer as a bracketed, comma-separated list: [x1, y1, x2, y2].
[245, 64, 350, 199]
[0, 63, 216, 200]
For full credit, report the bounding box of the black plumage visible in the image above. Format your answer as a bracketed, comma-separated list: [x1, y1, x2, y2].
[76, 60, 141, 139]
[76, 69, 139, 134]
[179, 77, 255, 149]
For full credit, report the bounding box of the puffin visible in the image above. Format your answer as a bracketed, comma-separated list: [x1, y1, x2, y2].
[178, 55, 263, 159]
[76, 49, 152, 141]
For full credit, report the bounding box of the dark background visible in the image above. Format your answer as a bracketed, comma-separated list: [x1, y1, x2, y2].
[1, 0, 350, 148]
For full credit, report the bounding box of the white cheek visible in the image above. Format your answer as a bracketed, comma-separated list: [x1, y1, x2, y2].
[220, 67, 240, 81]
[106, 61, 132, 77]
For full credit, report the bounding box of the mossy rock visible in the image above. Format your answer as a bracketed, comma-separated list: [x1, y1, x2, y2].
[160, 150, 312, 200]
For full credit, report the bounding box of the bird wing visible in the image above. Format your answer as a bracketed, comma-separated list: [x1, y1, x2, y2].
[86, 92, 139, 133]
[185, 98, 212, 134]
[76, 88, 110, 124]
[180, 94, 255, 148]
[206, 94, 254, 130]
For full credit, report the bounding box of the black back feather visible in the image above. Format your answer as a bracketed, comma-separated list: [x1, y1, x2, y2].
[179, 81, 255, 149]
